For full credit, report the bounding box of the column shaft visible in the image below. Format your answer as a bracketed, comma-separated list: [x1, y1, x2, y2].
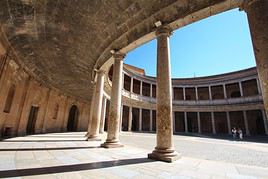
[101, 51, 125, 148]
[86, 83, 96, 136]
[88, 70, 105, 140]
[139, 108, 142, 131]
[119, 104, 123, 132]
[183, 87, 186, 100]
[256, 78, 262, 94]
[148, 26, 179, 162]
[150, 84, 153, 97]
[140, 81, 143, 95]
[197, 112, 201, 133]
[195, 87, 198, 100]
[128, 107, 132, 131]
[226, 111, 231, 135]
[211, 112, 216, 134]
[173, 111, 176, 133]
[130, 77, 133, 93]
[245, 0, 268, 120]
[99, 97, 107, 134]
[239, 82, 244, 97]
[243, 111, 250, 136]
[261, 109, 268, 135]
[150, 109, 153, 131]
[208, 86, 212, 100]
[184, 112, 188, 133]
[223, 84, 227, 99]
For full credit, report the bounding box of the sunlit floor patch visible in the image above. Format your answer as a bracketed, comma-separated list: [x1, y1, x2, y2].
[0, 132, 268, 178]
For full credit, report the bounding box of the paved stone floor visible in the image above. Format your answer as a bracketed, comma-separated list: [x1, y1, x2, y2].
[0, 132, 268, 179]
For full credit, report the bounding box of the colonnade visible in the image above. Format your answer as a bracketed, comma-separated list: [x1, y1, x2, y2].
[122, 107, 268, 136]
[123, 73, 261, 101]
[87, 0, 268, 163]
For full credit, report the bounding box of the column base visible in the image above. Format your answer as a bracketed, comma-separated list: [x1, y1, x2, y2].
[85, 132, 90, 137]
[148, 148, 181, 163]
[87, 135, 101, 141]
[101, 140, 124, 148]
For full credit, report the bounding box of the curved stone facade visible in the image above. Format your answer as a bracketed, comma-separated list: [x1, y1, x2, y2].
[0, 0, 267, 143]
[104, 64, 267, 136]
[0, 51, 90, 138]
[0, 50, 267, 139]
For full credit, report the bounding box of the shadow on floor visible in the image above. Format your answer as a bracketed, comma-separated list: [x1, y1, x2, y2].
[30, 135, 85, 138]
[0, 140, 87, 142]
[0, 146, 100, 151]
[0, 157, 155, 177]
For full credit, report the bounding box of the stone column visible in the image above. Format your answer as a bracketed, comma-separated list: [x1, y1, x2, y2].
[99, 96, 107, 134]
[139, 108, 142, 131]
[122, 72, 125, 90]
[88, 70, 105, 140]
[172, 87, 174, 100]
[197, 112, 201, 133]
[119, 104, 123, 132]
[130, 77, 133, 93]
[173, 111, 176, 133]
[101, 51, 125, 148]
[223, 84, 227, 99]
[86, 83, 96, 137]
[184, 112, 188, 133]
[140, 81, 143, 96]
[261, 109, 268, 135]
[183, 87, 186, 100]
[244, 0, 268, 119]
[195, 87, 198, 100]
[128, 106, 132, 131]
[226, 111, 231, 135]
[148, 25, 179, 162]
[150, 109, 153, 131]
[239, 82, 244, 97]
[208, 86, 212, 100]
[243, 111, 250, 136]
[256, 78, 262, 94]
[150, 83, 153, 97]
[211, 112, 216, 134]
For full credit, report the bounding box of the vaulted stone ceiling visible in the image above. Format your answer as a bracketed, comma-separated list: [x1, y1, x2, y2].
[0, 0, 240, 101]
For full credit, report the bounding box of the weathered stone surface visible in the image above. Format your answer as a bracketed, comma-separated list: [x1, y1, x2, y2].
[245, 0, 268, 128]
[148, 26, 179, 162]
[0, 54, 90, 137]
[0, 0, 240, 101]
[88, 70, 105, 140]
[102, 51, 124, 148]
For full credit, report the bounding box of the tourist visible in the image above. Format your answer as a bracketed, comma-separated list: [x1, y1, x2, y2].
[238, 128, 243, 140]
[231, 127, 236, 140]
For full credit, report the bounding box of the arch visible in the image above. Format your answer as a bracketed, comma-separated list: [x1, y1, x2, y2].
[67, 105, 79, 132]
[26, 106, 39, 135]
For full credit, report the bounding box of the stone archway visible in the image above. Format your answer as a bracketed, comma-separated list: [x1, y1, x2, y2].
[67, 105, 79, 132]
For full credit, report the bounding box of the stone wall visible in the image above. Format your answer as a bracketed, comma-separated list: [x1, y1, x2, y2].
[0, 52, 90, 138]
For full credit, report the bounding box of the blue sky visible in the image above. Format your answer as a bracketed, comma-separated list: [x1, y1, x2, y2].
[124, 9, 256, 78]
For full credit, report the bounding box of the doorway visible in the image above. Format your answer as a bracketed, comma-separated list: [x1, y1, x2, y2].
[26, 106, 39, 135]
[67, 105, 79, 132]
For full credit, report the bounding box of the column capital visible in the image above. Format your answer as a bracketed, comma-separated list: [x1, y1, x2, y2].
[155, 25, 172, 37]
[96, 69, 106, 75]
[111, 50, 126, 61]
[240, 0, 260, 12]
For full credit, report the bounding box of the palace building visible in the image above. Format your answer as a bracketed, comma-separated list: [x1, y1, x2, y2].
[0, 0, 268, 164]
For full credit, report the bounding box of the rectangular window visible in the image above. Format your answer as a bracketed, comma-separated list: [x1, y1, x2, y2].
[4, 84, 16, 113]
